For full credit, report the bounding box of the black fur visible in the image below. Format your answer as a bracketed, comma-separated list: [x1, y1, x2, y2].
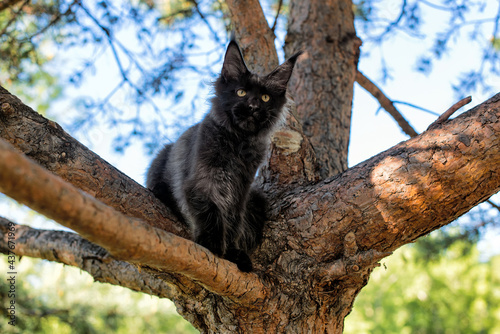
[147, 40, 301, 271]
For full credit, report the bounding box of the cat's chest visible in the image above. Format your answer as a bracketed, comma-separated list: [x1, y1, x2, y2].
[197, 133, 265, 173]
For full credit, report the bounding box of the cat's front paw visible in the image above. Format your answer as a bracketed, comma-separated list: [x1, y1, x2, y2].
[224, 249, 253, 272]
[195, 235, 224, 257]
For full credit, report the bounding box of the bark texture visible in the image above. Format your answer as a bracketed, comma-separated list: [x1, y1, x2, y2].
[286, 0, 362, 178]
[0, 138, 265, 304]
[226, 0, 320, 188]
[226, 0, 279, 74]
[0, 217, 179, 299]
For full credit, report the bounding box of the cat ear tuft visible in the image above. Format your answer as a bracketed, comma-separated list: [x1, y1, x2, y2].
[221, 41, 249, 81]
[266, 51, 303, 91]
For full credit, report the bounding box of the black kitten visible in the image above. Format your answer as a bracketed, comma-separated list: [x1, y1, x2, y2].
[146, 40, 301, 272]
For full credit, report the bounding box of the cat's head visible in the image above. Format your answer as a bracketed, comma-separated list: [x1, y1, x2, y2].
[213, 40, 302, 135]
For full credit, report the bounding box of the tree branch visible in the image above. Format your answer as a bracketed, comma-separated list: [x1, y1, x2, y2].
[224, 1, 320, 188]
[0, 86, 189, 238]
[0, 138, 267, 305]
[487, 199, 500, 213]
[0, 0, 23, 12]
[278, 92, 500, 259]
[426, 95, 472, 130]
[286, 0, 361, 178]
[271, 0, 283, 32]
[0, 217, 182, 299]
[356, 70, 419, 138]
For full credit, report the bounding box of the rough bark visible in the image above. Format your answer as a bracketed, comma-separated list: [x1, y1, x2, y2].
[226, 0, 278, 75]
[0, 217, 181, 299]
[226, 0, 321, 189]
[1, 85, 499, 332]
[286, 0, 362, 178]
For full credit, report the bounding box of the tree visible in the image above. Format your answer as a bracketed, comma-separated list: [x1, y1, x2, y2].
[1, 0, 500, 332]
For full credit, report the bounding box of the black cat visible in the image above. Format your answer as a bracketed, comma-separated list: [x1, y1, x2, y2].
[146, 39, 301, 272]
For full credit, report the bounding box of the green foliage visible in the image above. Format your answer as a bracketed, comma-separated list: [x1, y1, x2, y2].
[345, 240, 500, 334]
[493, 36, 500, 51]
[0, 257, 197, 334]
[0, 1, 63, 113]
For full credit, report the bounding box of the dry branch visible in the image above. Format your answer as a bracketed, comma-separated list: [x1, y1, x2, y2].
[427, 96, 472, 130]
[0, 138, 267, 305]
[356, 70, 419, 138]
[0, 217, 182, 298]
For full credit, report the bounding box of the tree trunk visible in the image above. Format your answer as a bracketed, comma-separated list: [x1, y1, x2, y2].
[286, 0, 361, 178]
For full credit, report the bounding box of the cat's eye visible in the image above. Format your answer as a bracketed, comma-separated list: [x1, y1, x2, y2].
[237, 89, 246, 97]
[261, 94, 270, 102]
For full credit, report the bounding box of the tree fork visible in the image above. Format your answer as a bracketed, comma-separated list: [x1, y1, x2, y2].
[225, 0, 321, 188]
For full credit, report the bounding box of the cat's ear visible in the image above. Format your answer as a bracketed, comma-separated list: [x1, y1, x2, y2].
[221, 41, 249, 81]
[266, 51, 303, 91]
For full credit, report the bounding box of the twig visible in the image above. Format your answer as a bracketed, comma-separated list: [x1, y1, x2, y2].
[356, 70, 419, 138]
[487, 199, 500, 213]
[271, 0, 283, 32]
[21, 0, 80, 42]
[79, 3, 162, 113]
[426, 96, 472, 130]
[392, 100, 439, 116]
[189, 0, 222, 45]
[374, 0, 407, 41]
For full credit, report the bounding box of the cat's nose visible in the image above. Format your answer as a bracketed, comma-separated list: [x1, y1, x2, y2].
[249, 102, 259, 111]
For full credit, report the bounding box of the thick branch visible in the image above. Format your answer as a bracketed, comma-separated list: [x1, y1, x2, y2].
[280, 93, 500, 258]
[0, 86, 189, 238]
[0, 138, 267, 305]
[0, 217, 181, 299]
[259, 100, 321, 188]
